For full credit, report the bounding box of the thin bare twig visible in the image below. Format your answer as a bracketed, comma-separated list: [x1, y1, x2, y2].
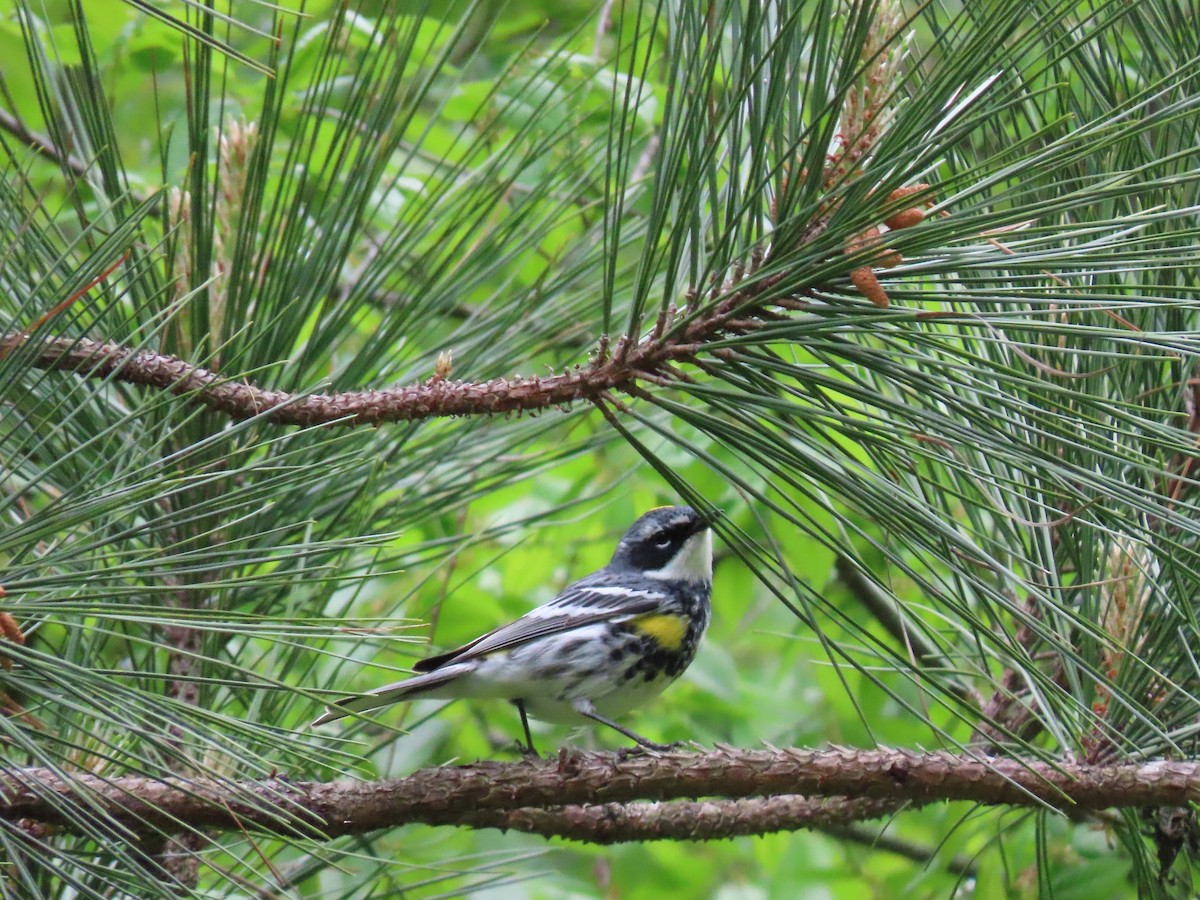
[823, 823, 978, 878]
[0, 107, 90, 178]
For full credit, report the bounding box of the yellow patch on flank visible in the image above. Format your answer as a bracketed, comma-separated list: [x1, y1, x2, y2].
[630, 613, 688, 650]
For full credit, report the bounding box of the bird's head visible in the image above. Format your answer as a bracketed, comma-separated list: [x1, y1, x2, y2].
[609, 505, 714, 582]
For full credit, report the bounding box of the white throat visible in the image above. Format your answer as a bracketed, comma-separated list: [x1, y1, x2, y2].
[645, 529, 712, 582]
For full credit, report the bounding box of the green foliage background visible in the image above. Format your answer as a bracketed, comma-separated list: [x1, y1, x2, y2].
[2, 0, 1199, 896]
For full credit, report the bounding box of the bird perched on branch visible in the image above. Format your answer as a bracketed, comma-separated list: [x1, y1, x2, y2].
[313, 506, 715, 753]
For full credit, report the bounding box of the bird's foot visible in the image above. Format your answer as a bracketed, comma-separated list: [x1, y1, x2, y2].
[617, 739, 682, 760]
[517, 740, 541, 760]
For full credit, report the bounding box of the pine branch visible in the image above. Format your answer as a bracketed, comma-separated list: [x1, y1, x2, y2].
[0, 107, 90, 178]
[437, 794, 904, 844]
[824, 823, 979, 878]
[0, 274, 796, 427]
[3, 747, 1196, 844]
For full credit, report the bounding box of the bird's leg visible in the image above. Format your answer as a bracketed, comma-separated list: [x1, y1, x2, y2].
[576, 707, 678, 752]
[514, 700, 538, 757]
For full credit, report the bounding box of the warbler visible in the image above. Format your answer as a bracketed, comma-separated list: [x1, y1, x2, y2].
[313, 506, 714, 752]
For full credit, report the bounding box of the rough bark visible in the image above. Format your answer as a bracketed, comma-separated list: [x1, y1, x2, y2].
[0, 271, 787, 427]
[437, 794, 905, 843]
[2, 747, 1196, 844]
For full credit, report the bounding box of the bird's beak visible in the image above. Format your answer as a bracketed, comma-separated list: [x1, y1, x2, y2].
[695, 508, 723, 533]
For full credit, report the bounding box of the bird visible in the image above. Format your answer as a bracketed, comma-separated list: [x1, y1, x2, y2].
[312, 505, 715, 753]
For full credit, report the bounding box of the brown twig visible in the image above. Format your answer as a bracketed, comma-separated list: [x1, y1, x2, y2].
[822, 823, 978, 878]
[0, 585, 25, 674]
[0, 107, 90, 178]
[0, 272, 786, 428]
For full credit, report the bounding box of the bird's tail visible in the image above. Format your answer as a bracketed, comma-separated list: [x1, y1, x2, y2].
[311, 662, 473, 727]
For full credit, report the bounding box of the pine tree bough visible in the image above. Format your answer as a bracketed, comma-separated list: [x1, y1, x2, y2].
[436, 794, 904, 844]
[3, 184, 934, 427]
[0, 274, 792, 427]
[1, 748, 1196, 843]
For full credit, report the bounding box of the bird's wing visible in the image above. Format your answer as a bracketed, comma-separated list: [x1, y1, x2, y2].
[413, 577, 664, 672]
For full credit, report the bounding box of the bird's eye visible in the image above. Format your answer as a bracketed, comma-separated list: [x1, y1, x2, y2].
[653, 536, 672, 549]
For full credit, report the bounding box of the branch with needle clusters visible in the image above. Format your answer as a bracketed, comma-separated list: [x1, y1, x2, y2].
[0, 263, 789, 427]
[0, 183, 939, 431]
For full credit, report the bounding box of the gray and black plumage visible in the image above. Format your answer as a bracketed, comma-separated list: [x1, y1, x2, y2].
[312, 506, 714, 751]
